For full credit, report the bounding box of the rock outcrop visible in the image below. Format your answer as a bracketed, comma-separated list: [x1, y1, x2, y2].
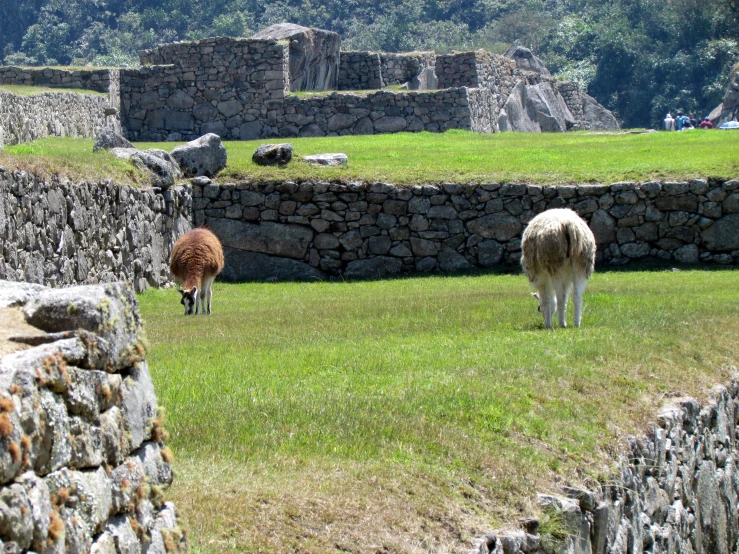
[0, 282, 187, 554]
[252, 143, 293, 166]
[499, 79, 619, 133]
[170, 133, 228, 178]
[709, 63, 739, 126]
[469, 376, 739, 554]
[131, 149, 182, 189]
[253, 23, 340, 92]
[503, 43, 550, 76]
[93, 126, 134, 152]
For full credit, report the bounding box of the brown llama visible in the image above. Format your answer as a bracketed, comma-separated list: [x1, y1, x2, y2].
[169, 228, 225, 315]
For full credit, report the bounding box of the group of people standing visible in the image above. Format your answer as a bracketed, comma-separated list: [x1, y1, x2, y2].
[663, 111, 713, 131]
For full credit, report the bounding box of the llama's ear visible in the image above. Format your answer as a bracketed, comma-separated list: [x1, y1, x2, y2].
[190, 286, 198, 295]
[530, 292, 539, 299]
[177, 288, 185, 295]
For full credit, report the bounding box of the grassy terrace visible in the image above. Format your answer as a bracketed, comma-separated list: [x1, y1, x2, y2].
[0, 84, 108, 97]
[1, 130, 738, 185]
[140, 269, 738, 554]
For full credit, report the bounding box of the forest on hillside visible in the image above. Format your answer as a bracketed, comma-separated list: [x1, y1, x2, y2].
[1, 0, 738, 128]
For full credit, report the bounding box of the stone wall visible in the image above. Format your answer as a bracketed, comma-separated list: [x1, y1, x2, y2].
[0, 91, 114, 146]
[0, 170, 192, 292]
[469, 375, 739, 554]
[0, 281, 186, 554]
[468, 88, 497, 133]
[380, 52, 435, 86]
[557, 81, 585, 123]
[338, 52, 383, 90]
[0, 67, 115, 93]
[281, 87, 482, 137]
[337, 51, 435, 90]
[121, 37, 289, 141]
[192, 179, 739, 282]
[435, 51, 521, 117]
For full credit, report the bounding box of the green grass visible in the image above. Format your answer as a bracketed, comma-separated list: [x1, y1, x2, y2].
[139, 269, 739, 554]
[0, 137, 148, 183]
[0, 84, 108, 97]
[2, 130, 738, 185]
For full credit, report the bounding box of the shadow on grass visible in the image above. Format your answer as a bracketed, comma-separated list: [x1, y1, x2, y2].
[217, 259, 736, 287]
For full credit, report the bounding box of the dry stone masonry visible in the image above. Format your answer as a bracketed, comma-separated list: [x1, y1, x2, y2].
[124, 37, 289, 142]
[469, 375, 739, 554]
[281, 87, 491, 137]
[0, 27, 619, 143]
[191, 178, 739, 282]
[0, 170, 192, 292]
[2, 174, 739, 289]
[0, 281, 186, 554]
[0, 68, 116, 94]
[0, 91, 115, 147]
[115, 31, 619, 141]
[252, 23, 340, 92]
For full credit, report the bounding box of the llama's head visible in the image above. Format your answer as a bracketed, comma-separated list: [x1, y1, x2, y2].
[531, 292, 542, 312]
[178, 286, 198, 315]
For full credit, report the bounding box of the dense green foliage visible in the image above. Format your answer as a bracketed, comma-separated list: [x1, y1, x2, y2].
[1, 0, 738, 127]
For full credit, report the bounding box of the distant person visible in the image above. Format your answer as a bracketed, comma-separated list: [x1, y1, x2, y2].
[699, 117, 713, 129]
[664, 113, 675, 131]
[679, 113, 692, 130]
[689, 112, 698, 127]
[676, 111, 684, 131]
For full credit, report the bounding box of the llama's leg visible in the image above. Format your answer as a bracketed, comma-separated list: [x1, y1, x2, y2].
[538, 285, 555, 329]
[573, 275, 588, 328]
[555, 281, 570, 328]
[203, 277, 215, 315]
[198, 282, 206, 315]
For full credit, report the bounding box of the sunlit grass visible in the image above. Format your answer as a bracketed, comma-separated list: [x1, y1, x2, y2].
[1, 130, 737, 186]
[0, 137, 148, 183]
[139, 269, 739, 553]
[0, 84, 107, 97]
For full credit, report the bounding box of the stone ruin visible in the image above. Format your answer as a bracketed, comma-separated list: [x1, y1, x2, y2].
[252, 23, 340, 92]
[0, 24, 620, 144]
[115, 24, 619, 141]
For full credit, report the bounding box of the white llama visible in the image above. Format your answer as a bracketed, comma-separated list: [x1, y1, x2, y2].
[521, 208, 596, 328]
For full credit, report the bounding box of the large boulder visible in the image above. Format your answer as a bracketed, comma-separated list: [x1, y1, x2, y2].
[22, 282, 146, 373]
[131, 149, 181, 188]
[710, 64, 739, 126]
[580, 92, 620, 131]
[93, 127, 134, 152]
[170, 133, 227, 178]
[498, 80, 543, 133]
[253, 23, 340, 92]
[504, 43, 550, 75]
[252, 143, 293, 166]
[409, 67, 438, 91]
[526, 81, 576, 132]
[499, 79, 615, 132]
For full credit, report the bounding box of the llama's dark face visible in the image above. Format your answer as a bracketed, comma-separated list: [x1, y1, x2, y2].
[178, 287, 198, 315]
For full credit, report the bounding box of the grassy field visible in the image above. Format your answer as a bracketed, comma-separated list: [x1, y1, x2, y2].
[139, 269, 739, 554]
[0, 84, 108, 97]
[1, 130, 738, 185]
